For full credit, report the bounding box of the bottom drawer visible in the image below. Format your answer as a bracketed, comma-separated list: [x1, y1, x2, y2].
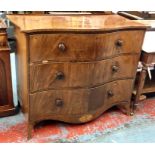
[30, 79, 133, 119]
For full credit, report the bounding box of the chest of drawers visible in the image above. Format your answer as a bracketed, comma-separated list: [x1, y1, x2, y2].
[7, 14, 147, 139]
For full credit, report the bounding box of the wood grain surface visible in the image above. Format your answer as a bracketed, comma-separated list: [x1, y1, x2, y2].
[29, 31, 144, 62]
[7, 14, 147, 32]
[30, 79, 133, 123]
[29, 55, 139, 92]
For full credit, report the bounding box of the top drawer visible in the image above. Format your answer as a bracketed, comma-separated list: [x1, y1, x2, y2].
[29, 30, 144, 62]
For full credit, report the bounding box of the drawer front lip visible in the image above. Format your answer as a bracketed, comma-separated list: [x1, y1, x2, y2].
[29, 54, 138, 93]
[29, 30, 144, 62]
[29, 79, 133, 118]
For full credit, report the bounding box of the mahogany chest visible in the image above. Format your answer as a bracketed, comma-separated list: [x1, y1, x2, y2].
[7, 14, 147, 139]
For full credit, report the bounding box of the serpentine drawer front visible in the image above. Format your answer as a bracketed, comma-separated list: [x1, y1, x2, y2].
[30, 79, 133, 122]
[7, 14, 147, 139]
[30, 55, 138, 92]
[29, 31, 144, 62]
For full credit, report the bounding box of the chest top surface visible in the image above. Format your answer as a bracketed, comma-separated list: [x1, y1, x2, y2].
[7, 14, 148, 33]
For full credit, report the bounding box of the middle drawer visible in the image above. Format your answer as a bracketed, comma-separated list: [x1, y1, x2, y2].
[29, 54, 138, 92]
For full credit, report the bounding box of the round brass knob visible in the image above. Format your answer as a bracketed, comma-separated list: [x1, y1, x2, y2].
[58, 43, 66, 52]
[112, 65, 119, 72]
[55, 99, 64, 107]
[115, 39, 123, 47]
[107, 90, 114, 97]
[55, 71, 65, 80]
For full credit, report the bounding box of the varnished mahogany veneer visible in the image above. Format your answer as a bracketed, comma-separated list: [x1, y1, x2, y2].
[29, 31, 144, 62]
[30, 55, 139, 92]
[0, 20, 16, 117]
[30, 79, 133, 122]
[7, 14, 147, 139]
[6, 14, 147, 32]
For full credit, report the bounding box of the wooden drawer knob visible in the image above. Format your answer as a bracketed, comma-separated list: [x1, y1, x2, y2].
[112, 65, 119, 72]
[55, 71, 65, 80]
[115, 39, 123, 47]
[107, 90, 114, 97]
[55, 99, 64, 107]
[58, 43, 66, 52]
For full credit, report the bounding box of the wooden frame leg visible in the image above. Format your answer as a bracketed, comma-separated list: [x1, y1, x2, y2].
[27, 122, 33, 140]
[133, 66, 147, 112]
